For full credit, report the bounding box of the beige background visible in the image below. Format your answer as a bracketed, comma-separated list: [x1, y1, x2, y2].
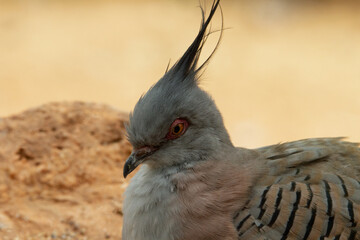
[1, 0, 360, 148]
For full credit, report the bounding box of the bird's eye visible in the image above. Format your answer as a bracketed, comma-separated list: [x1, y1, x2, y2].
[166, 118, 188, 140]
[172, 124, 183, 135]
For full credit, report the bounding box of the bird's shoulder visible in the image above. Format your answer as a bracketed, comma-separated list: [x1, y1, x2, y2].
[256, 137, 360, 177]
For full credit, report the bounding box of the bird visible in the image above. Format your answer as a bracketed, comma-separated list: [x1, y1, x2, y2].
[122, 0, 360, 239]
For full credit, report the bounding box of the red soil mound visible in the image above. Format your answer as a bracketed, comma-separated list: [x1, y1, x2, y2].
[0, 102, 132, 239]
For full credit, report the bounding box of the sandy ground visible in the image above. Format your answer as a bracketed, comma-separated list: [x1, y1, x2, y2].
[0, 102, 132, 239]
[1, 0, 360, 147]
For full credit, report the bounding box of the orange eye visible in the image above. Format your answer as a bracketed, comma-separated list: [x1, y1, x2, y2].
[166, 118, 188, 140]
[171, 123, 184, 136]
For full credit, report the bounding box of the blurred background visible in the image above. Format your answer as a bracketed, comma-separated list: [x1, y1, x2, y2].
[1, 0, 360, 148]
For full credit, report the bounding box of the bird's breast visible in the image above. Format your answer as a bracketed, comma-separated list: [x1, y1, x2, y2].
[122, 166, 182, 240]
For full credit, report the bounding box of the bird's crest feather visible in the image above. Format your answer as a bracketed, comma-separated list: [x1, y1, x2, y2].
[166, 0, 223, 82]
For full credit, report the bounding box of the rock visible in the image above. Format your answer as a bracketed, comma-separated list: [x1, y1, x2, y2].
[0, 102, 132, 239]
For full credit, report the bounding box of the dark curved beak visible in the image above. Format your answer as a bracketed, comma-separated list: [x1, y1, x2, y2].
[123, 146, 158, 178]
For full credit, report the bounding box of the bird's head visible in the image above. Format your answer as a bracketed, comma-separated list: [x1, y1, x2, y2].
[123, 0, 232, 178]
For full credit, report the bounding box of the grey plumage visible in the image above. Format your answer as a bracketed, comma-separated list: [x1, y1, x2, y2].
[122, 1, 360, 240]
[125, 0, 230, 171]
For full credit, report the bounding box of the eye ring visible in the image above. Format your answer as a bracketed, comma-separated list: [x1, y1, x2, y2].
[166, 118, 189, 140]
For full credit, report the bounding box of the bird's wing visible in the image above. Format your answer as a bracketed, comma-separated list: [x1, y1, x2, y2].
[234, 138, 360, 240]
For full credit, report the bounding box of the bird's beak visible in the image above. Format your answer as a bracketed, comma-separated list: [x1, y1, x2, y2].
[123, 146, 158, 178]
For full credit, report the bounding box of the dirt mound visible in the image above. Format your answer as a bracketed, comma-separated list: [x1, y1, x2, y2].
[0, 102, 132, 239]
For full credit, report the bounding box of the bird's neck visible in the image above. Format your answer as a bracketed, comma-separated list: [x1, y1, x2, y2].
[148, 141, 236, 174]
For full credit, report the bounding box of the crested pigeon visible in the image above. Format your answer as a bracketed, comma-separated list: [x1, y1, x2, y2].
[122, 1, 360, 239]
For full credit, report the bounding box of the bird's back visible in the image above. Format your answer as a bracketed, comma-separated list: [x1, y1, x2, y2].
[235, 137, 360, 240]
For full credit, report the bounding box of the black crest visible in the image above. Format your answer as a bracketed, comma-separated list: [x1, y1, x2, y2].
[167, 0, 223, 80]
